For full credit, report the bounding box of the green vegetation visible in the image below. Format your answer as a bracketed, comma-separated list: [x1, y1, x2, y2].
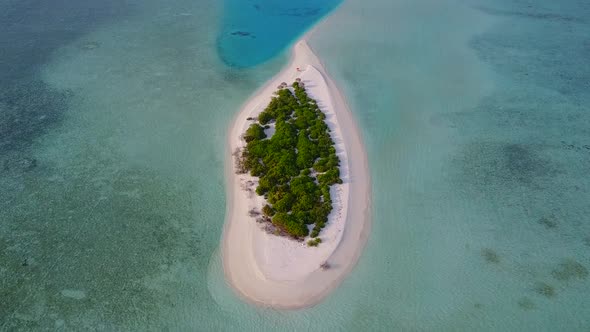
[307, 238, 322, 247]
[240, 81, 342, 239]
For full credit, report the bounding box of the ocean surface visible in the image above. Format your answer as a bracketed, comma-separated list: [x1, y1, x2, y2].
[1, 0, 589, 330]
[218, 0, 341, 67]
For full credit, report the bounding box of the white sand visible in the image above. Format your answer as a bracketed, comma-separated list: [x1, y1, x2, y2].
[222, 40, 371, 309]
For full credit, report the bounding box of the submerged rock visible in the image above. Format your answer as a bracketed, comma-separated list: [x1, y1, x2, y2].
[534, 282, 556, 298]
[230, 31, 254, 38]
[61, 289, 87, 300]
[518, 297, 535, 310]
[481, 248, 500, 264]
[538, 215, 557, 229]
[551, 259, 588, 281]
[79, 41, 100, 50]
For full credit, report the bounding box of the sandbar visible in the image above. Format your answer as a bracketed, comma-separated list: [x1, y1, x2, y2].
[222, 39, 371, 309]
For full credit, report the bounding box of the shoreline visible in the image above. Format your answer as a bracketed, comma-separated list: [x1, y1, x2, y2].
[221, 39, 371, 309]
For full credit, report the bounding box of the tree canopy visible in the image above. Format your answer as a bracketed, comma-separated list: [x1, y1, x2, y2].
[240, 81, 342, 239]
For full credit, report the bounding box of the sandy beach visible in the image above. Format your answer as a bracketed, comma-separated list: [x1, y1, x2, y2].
[222, 39, 371, 309]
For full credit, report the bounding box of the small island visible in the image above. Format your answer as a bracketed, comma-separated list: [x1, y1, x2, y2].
[236, 80, 342, 243]
[222, 40, 370, 309]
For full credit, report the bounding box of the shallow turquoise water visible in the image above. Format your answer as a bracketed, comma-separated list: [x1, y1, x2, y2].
[302, 0, 590, 330]
[2, 0, 589, 330]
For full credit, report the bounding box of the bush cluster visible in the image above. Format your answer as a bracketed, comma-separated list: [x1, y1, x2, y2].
[240, 81, 342, 238]
[307, 238, 322, 247]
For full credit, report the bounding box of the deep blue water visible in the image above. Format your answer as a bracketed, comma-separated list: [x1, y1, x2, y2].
[217, 0, 342, 67]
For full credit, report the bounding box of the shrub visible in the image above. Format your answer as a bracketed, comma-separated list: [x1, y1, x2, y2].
[307, 238, 322, 247]
[262, 204, 275, 217]
[272, 213, 309, 238]
[244, 123, 266, 142]
[258, 111, 273, 125]
[310, 229, 320, 238]
[240, 80, 341, 238]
